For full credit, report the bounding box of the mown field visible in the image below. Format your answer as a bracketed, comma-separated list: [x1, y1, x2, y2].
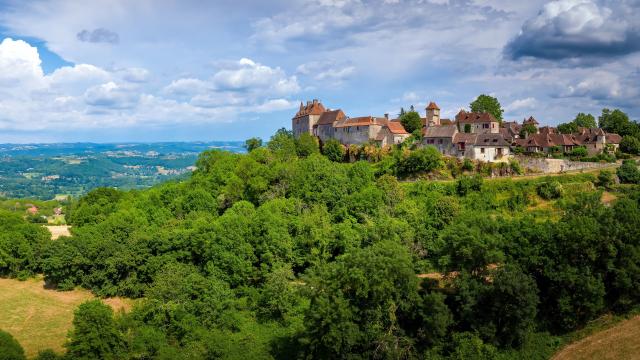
[0, 277, 131, 358]
[553, 315, 640, 360]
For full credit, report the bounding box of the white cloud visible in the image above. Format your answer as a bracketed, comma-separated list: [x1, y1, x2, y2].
[505, 97, 538, 112]
[212, 58, 300, 94]
[0, 38, 45, 88]
[163, 78, 211, 96]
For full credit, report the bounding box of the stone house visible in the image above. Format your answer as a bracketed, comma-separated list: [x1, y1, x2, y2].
[456, 110, 500, 134]
[376, 120, 410, 146]
[333, 116, 388, 145]
[424, 124, 458, 155]
[316, 109, 346, 142]
[470, 134, 511, 162]
[292, 99, 326, 137]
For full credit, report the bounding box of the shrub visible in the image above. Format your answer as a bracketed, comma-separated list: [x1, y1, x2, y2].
[456, 175, 483, 196]
[399, 111, 422, 134]
[462, 158, 474, 172]
[397, 147, 444, 177]
[321, 139, 345, 162]
[570, 146, 588, 158]
[617, 160, 640, 184]
[509, 160, 522, 175]
[295, 133, 320, 158]
[597, 170, 615, 188]
[620, 135, 640, 155]
[536, 181, 563, 200]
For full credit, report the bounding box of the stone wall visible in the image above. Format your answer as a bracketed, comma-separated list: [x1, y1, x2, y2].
[515, 156, 613, 174]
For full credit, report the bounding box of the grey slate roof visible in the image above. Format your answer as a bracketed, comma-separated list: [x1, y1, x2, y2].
[424, 124, 458, 138]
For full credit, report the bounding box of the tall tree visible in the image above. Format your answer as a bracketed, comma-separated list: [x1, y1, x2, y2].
[573, 113, 597, 129]
[599, 109, 635, 136]
[66, 301, 125, 360]
[244, 137, 262, 152]
[470, 95, 503, 122]
[399, 110, 422, 134]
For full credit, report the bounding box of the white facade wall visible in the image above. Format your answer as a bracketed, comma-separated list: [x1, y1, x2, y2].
[470, 146, 511, 162]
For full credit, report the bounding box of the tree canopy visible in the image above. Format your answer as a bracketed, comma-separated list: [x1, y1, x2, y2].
[470, 95, 503, 122]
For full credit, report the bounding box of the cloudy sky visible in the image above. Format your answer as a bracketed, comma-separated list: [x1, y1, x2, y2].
[0, 0, 638, 143]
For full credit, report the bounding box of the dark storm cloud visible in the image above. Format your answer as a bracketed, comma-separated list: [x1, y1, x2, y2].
[76, 28, 119, 44]
[504, 0, 640, 61]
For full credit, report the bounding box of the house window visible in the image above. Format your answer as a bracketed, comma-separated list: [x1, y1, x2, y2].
[438, 139, 443, 144]
[481, 148, 485, 154]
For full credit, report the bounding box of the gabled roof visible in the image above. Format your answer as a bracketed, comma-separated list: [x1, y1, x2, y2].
[387, 120, 409, 135]
[474, 133, 511, 147]
[517, 133, 580, 148]
[334, 116, 386, 128]
[523, 116, 539, 125]
[456, 110, 498, 124]
[293, 99, 326, 118]
[606, 133, 622, 144]
[317, 109, 346, 125]
[426, 102, 440, 110]
[424, 124, 458, 138]
[453, 133, 477, 144]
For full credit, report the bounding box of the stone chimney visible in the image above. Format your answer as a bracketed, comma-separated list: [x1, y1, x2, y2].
[384, 113, 389, 120]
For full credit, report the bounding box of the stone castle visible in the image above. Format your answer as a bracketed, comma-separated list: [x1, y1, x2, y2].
[292, 99, 621, 162]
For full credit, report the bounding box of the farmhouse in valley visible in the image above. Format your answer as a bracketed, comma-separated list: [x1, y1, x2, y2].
[292, 99, 622, 162]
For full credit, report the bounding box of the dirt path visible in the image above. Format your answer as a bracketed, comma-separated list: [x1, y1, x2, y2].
[44, 225, 71, 240]
[552, 315, 640, 360]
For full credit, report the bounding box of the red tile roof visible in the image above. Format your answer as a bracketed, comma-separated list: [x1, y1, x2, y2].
[293, 99, 326, 118]
[317, 109, 346, 125]
[386, 120, 409, 134]
[455, 110, 498, 124]
[523, 116, 539, 125]
[334, 116, 386, 128]
[426, 102, 440, 110]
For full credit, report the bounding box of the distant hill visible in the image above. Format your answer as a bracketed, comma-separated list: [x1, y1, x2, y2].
[0, 141, 245, 199]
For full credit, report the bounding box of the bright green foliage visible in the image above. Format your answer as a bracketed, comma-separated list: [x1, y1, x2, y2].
[437, 220, 504, 274]
[569, 146, 588, 158]
[5, 127, 640, 359]
[400, 110, 422, 134]
[519, 124, 537, 138]
[267, 128, 297, 159]
[597, 170, 615, 188]
[301, 241, 419, 358]
[599, 108, 637, 136]
[0, 210, 50, 278]
[295, 133, 319, 158]
[321, 138, 345, 162]
[66, 301, 125, 360]
[509, 160, 522, 175]
[574, 113, 597, 129]
[0, 330, 25, 360]
[470, 95, 503, 122]
[617, 160, 640, 184]
[244, 137, 262, 152]
[620, 135, 640, 155]
[397, 147, 443, 177]
[456, 175, 483, 196]
[536, 181, 563, 200]
[557, 122, 578, 134]
[464, 123, 472, 133]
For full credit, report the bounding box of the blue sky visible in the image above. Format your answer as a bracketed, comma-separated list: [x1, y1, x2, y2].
[0, 0, 638, 143]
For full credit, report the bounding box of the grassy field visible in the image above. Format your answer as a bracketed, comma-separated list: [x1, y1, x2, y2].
[552, 315, 640, 360]
[0, 277, 132, 358]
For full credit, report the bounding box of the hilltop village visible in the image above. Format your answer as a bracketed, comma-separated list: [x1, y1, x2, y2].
[292, 99, 622, 163]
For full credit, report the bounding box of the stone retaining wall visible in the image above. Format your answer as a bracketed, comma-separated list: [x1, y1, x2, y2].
[516, 156, 614, 174]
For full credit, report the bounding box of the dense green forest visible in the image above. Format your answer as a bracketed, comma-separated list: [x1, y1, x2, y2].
[2, 129, 640, 359]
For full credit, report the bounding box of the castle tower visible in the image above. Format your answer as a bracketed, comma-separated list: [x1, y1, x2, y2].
[425, 102, 440, 127]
